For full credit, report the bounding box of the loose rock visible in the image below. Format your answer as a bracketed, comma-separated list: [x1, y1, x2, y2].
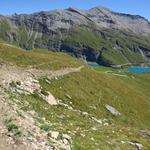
[50, 131, 59, 139]
[105, 104, 121, 116]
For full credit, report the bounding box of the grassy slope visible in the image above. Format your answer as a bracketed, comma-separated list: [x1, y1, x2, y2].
[0, 18, 11, 41]
[20, 67, 150, 149]
[0, 43, 82, 70]
[40, 67, 150, 128]
[52, 28, 149, 65]
[1, 43, 150, 149]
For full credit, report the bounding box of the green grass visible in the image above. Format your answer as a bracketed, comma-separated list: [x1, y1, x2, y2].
[0, 43, 83, 70]
[64, 28, 108, 50]
[102, 49, 128, 65]
[94, 66, 115, 72]
[0, 18, 11, 40]
[39, 67, 150, 128]
[40, 124, 53, 132]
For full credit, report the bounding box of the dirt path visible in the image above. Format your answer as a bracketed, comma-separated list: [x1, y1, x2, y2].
[0, 64, 84, 87]
[28, 65, 84, 79]
[0, 64, 84, 150]
[104, 71, 129, 78]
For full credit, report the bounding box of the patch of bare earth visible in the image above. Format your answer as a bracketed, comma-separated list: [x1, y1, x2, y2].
[0, 63, 83, 150]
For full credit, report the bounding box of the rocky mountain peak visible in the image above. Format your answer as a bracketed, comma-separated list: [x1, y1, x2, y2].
[0, 6, 150, 34]
[89, 6, 112, 13]
[66, 7, 83, 13]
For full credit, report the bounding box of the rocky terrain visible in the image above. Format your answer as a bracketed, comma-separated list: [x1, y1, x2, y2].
[0, 63, 84, 150]
[0, 6, 150, 66]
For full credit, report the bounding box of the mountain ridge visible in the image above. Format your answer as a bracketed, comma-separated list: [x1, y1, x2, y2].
[1, 6, 149, 22]
[0, 6, 150, 66]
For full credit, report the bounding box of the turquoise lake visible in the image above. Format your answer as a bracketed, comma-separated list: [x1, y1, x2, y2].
[128, 67, 150, 73]
[88, 63, 99, 67]
[88, 62, 150, 73]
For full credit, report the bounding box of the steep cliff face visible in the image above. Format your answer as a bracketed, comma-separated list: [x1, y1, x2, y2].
[0, 6, 150, 66]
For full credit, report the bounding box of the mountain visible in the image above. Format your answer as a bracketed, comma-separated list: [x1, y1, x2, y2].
[0, 6, 150, 66]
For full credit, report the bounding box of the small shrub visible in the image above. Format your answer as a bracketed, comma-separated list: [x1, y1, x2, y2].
[40, 124, 52, 132]
[14, 130, 21, 136]
[16, 81, 21, 86]
[9, 81, 17, 87]
[7, 123, 18, 132]
[5, 120, 21, 137]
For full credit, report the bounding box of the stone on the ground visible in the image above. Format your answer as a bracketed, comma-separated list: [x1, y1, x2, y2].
[65, 94, 72, 99]
[50, 131, 59, 139]
[128, 141, 143, 150]
[63, 138, 69, 145]
[14, 77, 41, 94]
[44, 92, 58, 105]
[105, 104, 121, 116]
[40, 91, 58, 105]
[62, 134, 71, 145]
[135, 143, 143, 150]
[62, 134, 71, 140]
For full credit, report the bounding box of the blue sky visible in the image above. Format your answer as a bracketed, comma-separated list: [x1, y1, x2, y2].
[0, 0, 150, 20]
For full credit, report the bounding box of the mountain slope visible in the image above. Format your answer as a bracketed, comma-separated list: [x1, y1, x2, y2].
[0, 6, 150, 66]
[0, 43, 150, 149]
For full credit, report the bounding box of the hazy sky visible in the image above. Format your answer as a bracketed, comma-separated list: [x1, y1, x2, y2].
[0, 0, 150, 20]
